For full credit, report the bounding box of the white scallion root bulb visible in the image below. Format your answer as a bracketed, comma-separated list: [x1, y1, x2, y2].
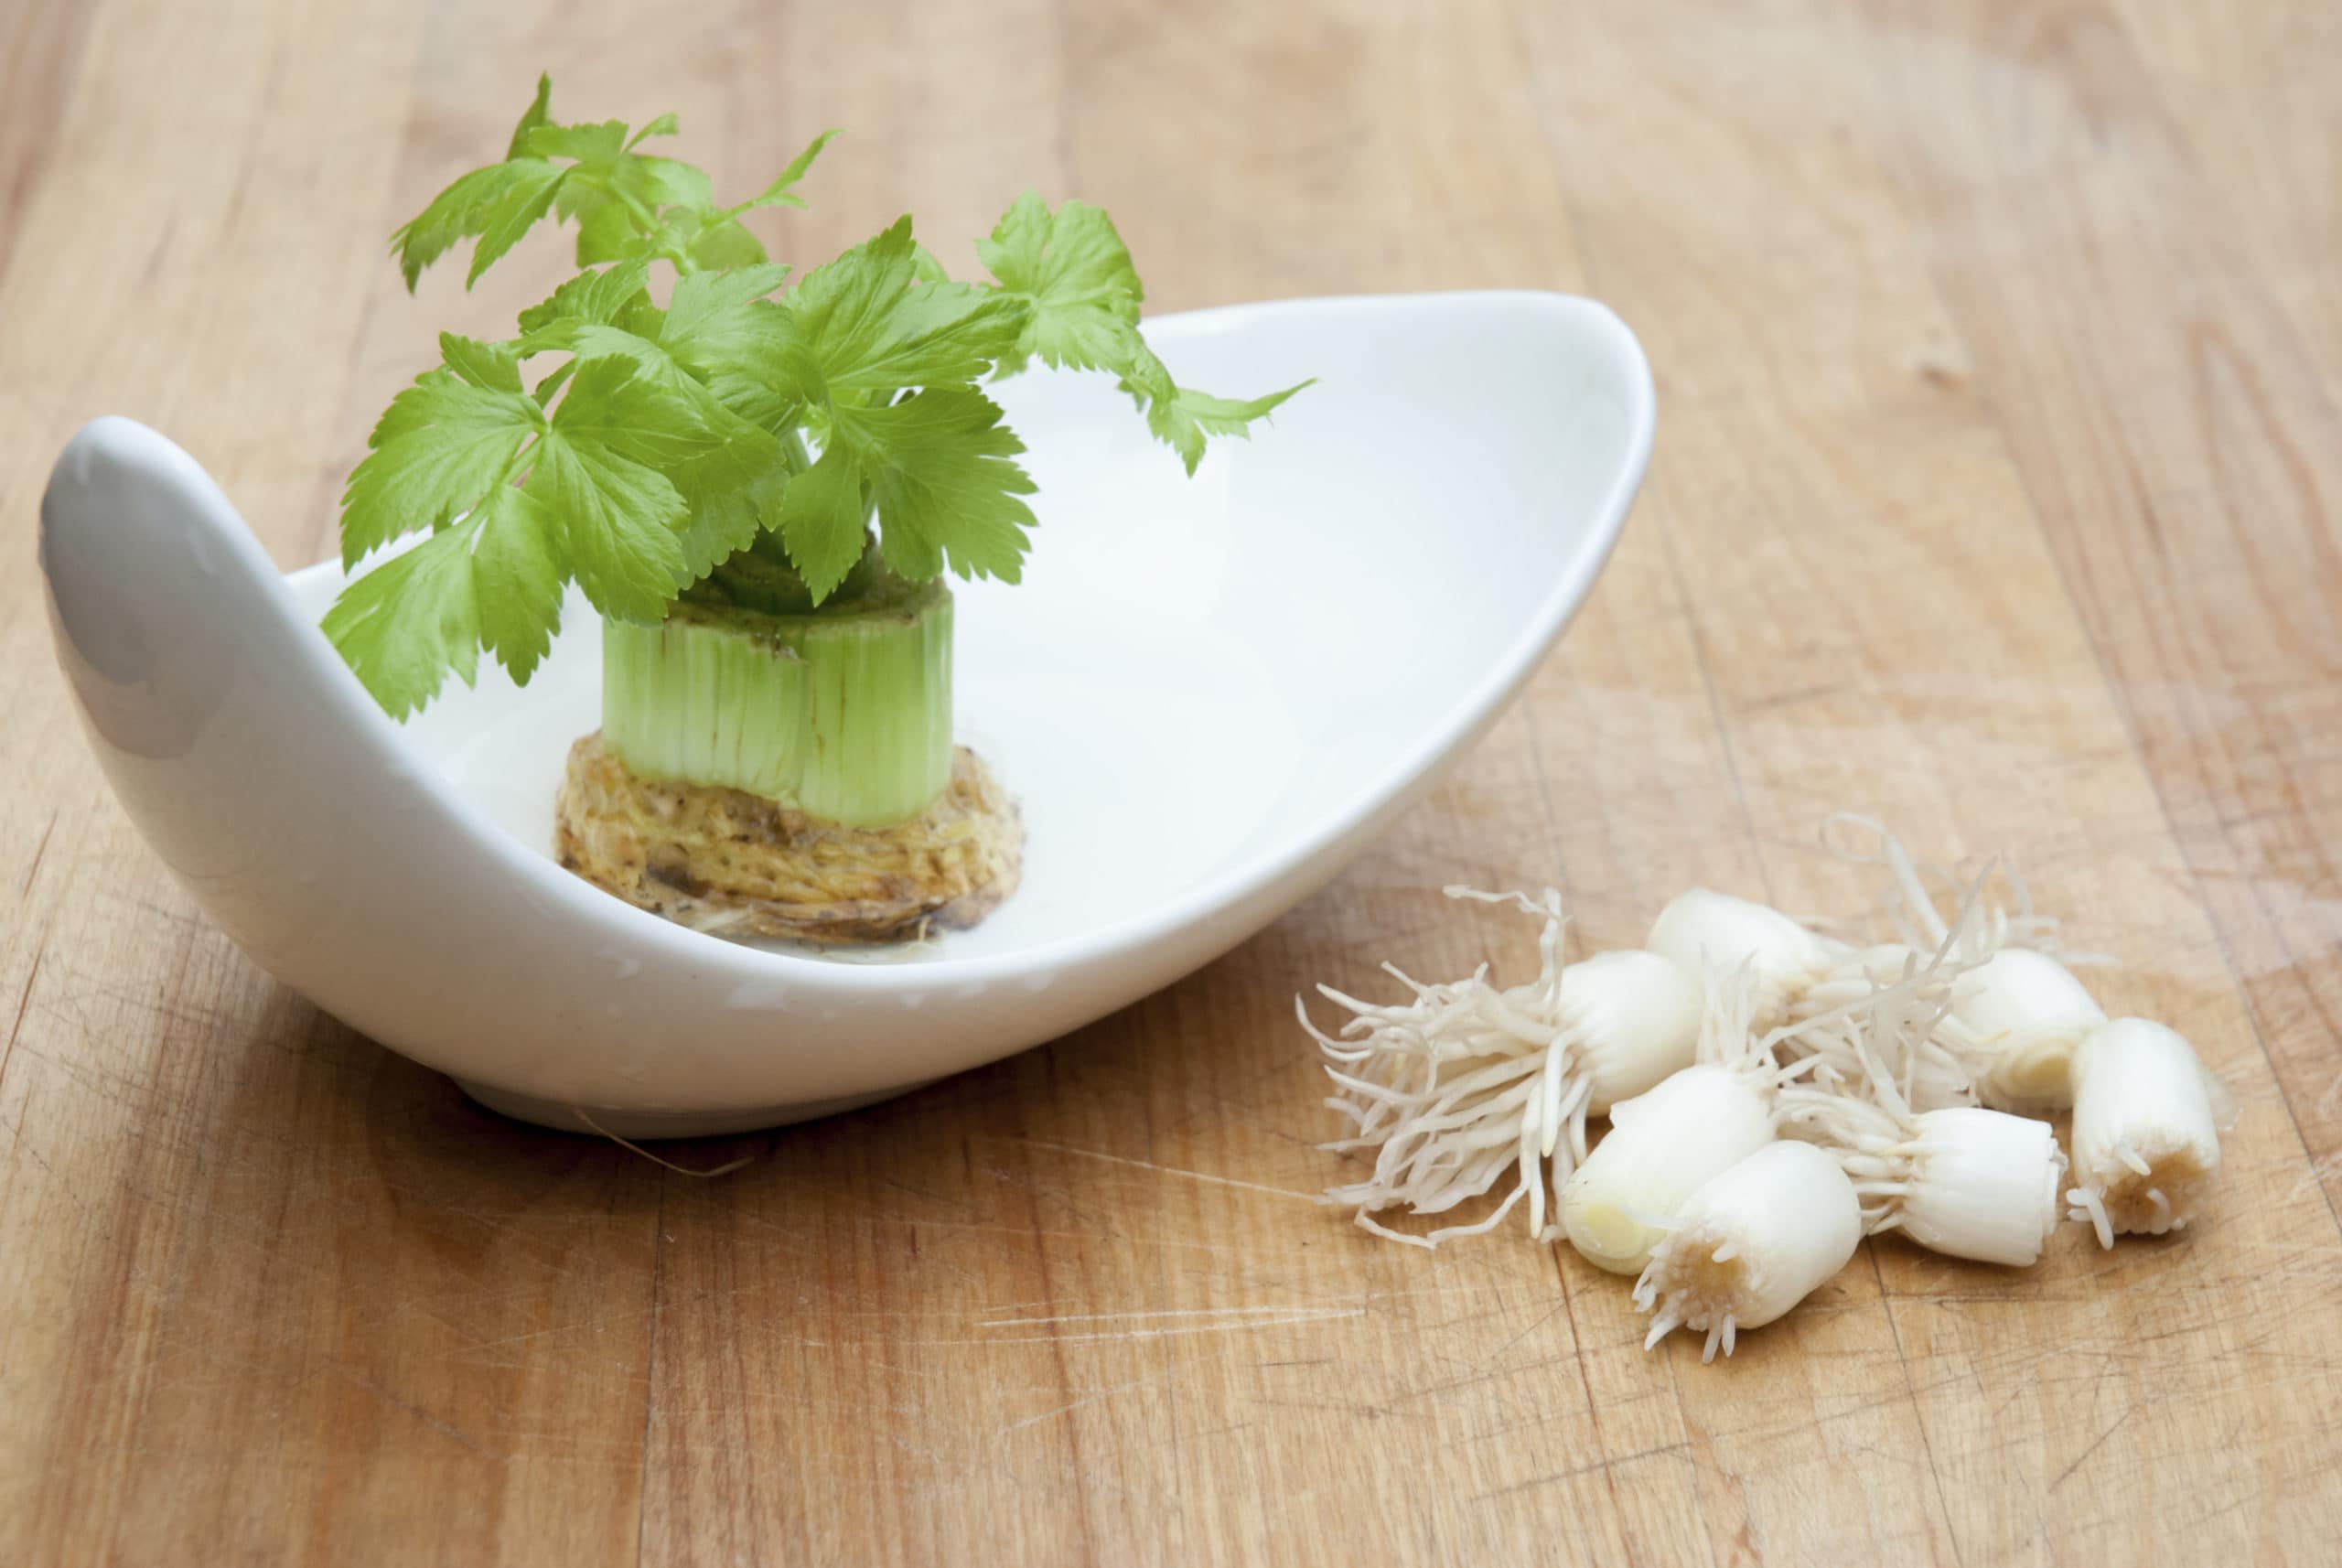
[1939, 948, 2106, 1114]
[1632, 1141, 1863, 1362]
[1645, 888, 1843, 1029]
[2065, 1019, 2225, 1248]
[1886, 1108, 2065, 1266]
[1307, 889, 1703, 1246]
[1785, 1075, 2062, 1267]
[1559, 1065, 1777, 1274]
[1784, 843, 2099, 1115]
[1775, 983, 2065, 1267]
[1558, 966, 1778, 1274]
[1532, 948, 1705, 1118]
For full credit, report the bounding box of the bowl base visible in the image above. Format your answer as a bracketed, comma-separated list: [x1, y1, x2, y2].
[456, 1079, 922, 1139]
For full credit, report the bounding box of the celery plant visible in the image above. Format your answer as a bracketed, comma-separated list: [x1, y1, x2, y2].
[326, 76, 1305, 833]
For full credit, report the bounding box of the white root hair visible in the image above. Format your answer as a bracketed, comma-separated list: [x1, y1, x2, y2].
[1775, 854, 2057, 1112]
[1819, 812, 2102, 967]
[1302, 887, 1645, 1245]
[1770, 937, 2073, 1267]
[1303, 888, 1573, 1244]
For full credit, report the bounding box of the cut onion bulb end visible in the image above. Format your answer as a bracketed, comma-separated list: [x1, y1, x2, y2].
[2065, 1018, 2225, 1249]
[1560, 1063, 1777, 1274]
[1940, 948, 2107, 1114]
[1633, 1141, 1862, 1362]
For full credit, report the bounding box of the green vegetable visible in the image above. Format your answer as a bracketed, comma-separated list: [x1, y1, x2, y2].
[329, 76, 1308, 725]
[602, 581, 953, 829]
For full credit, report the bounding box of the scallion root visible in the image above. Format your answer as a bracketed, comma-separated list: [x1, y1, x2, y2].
[1307, 888, 1700, 1244]
[2064, 1019, 2225, 1247]
[1303, 816, 2231, 1358]
[1821, 812, 2084, 964]
[1778, 1001, 2065, 1267]
[1556, 969, 1782, 1274]
[1632, 1141, 1863, 1360]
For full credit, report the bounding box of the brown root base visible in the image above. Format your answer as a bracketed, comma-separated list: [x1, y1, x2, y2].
[554, 732, 1022, 946]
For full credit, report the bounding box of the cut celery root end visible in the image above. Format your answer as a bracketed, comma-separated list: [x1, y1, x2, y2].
[555, 733, 1022, 945]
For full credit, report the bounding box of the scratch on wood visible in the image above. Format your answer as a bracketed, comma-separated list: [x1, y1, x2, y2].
[634, 1187, 666, 1568]
[2051, 1405, 2136, 1491]
[1, 939, 47, 1100]
[324, 1360, 496, 1459]
[991, 1137, 1322, 1201]
[992, 1366, 1189, 1439]
[998, 1308, 1367, 1346]
[1868, 1250, 1968, 1568]
[18, 810, 57, 897]
[976, 1304, 1353, 1331]
[1469, 1439, 1695, 1504]
[809, 1308, 1368, 1350]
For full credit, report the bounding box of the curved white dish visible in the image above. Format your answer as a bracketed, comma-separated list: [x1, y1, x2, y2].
[39, 292, 1651, 1137]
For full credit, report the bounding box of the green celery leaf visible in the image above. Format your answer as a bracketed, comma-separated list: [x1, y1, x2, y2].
[437, 331, 522, 392]
[523, 359, 704, 618]
[659, 403, 781, 514]
[391, 163, 534, 291]
[665, 263, 793, 338]
[522, 318, 667, 371]
[322, 524, 483, 716]
[521, 268, 783, 507]
[728, 129, 842, 214]
[1114, 340, 1312, 475]
[470, 483, 567, 682]
[516, 261, 654, 334]
[340, 348, 544, 565]
[570, 195, 636, 265]
[626, 112, 680, 148]
[385, 77, 567, 291]
[521, 112, 720, 268]
[465, 158, 568, 286]
[703, 360, 803, 435]
[674, 485, 768, 585]
[635, 156, 713, 211]
[532, 359, 577, 408]
[977, 191, 1145, 373]
[787, 218, 1027, 395]
[836, 385, 1037, 585]
[324, 482, 568, 715]
[976, 190, 1312, 470]
[1144, 371, 1313, 478]
[505, 75, 553, 159]
[526, 447, 684, 623]
[523, 119, 629, 167]
[662, 263, 793, 375]
[688, 218, 768, 270]
[771, 443, 870, 600]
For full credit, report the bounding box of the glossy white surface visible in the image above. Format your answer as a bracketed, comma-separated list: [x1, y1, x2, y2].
[40, 292, 1652, 1135]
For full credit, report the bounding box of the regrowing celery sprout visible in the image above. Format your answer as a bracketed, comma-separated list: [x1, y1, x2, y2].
[324, 76, 1307, 941]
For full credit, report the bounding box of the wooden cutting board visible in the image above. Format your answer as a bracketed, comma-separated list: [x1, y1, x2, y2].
[5, 1, 2339, 1563]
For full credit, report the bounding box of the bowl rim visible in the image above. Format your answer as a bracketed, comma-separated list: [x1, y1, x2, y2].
[287, 288, 1653, 992]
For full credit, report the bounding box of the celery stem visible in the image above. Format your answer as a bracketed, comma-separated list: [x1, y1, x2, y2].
[600, 570, 953, 828]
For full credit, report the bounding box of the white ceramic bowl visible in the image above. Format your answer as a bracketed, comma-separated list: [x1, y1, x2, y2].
[40, 292, 1651, 1136]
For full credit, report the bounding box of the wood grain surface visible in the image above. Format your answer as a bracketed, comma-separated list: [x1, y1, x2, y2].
[5, 1, 2341, 1563]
